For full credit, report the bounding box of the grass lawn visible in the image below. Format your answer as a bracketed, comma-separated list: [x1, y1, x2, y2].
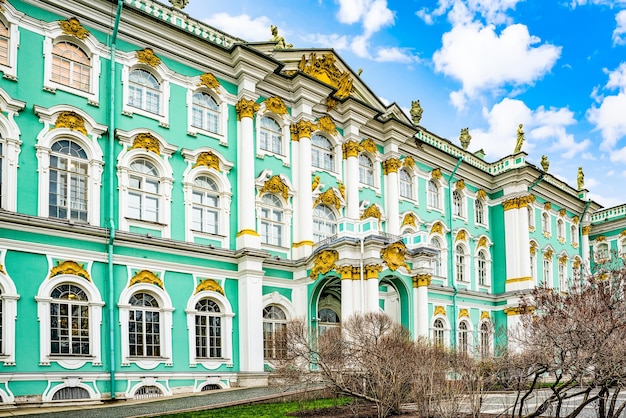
[156, 397, 353, 418]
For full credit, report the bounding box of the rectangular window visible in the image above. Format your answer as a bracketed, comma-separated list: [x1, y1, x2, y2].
[195, 315, 222, 358]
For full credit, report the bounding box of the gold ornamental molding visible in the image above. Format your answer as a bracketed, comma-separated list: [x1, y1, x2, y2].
[381, 241, 410, 272]
[621, 229, 626, 237]
[403, 156, 415, 168]
[317, 115, 337, 135]
[402, 213, 417, 228]
[136, 48, 161, 67]
[290, 119, 317, 141]
[505, 276, 533, 284]
[263, 96, 289, 117]
[50, 260, 91, 281]
[297, 52, 353, 99]
[326, 96, 338, 111]
[544, 202, 552, 210]
[455, 230, 467, 242]
[310, 250, 338, 279]
[364, 264, 383, 279]
[59, 17, 90, 40]
[477, 236, 487, 248]
[458, 308, 469, 319]
[559, 255, 568, 265]
[502, 198, 519, 211]
[235, 98, 260, 121]
[573, 257, 581, 268]
[477, 189, 487, 200]
[53, 111, 88, 136]
[259, 175, 289, 200]
[314, 188, 342, 210]
[413, 274, 432, 288]
[433, 305, 446, 317]
[456, 179, 466, 190]
[129, 270, 163, 288]
[195, 279, 224, 295]
[595, 235, 606, 242]
[342, 140, 361, 159]
[0, 264, 4, 274]
[292, 240, 314, 248]
[431, 221, 444, 235]
[543, 249, 554, 259]
[193, 151, 220, 171]
[337, 265, 354, 280]
[480, 311, 490, 321]
[311, 176, 320, 191]
[338, 182, 346, 199]
[197, 72, 221, 93]
[530, 241, 538, 255]
[582, 225, 591, 235]
[572, 216, 579, 224]
[559, 209, 567, 217]
[431, 168, 442, 180]
[518, 195, 533, 208]
[361, 204, 381, 222]
[131, 133, 161, 154]
[237, 229, 260, 237]
[382, 158, 402, 175]
[360, 138, 377, 154]
[504, 306, 535, 316]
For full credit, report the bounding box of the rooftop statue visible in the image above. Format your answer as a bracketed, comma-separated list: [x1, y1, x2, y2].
[270, 25, 293, 49]
[577, 167, 584, 190]
[459, 127, 471, 150]
[410, 100, 423, 125]
[541, 155, 549, 172]
[514, 123, 525, 153]
[169, 0, 189, 9]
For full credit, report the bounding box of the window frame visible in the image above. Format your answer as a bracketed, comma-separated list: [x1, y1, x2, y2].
[427, 180, 441, 210]
[430, 236, 446, 278]
[311, 133, 337, 172]
[258, 193, 287, 248]
[263, 305, 288, 360]
[122, 60, 171, 127]
[48, 139, 90, 222]
[0, 91, 25, 212]
[478, 320, 492, 359]
[313, 204, 338, 243]
[457, 319, 471, 355]
[398, 168, 414, 200]
[542, 255, 553, 287]
[474, 198, 486, 226]
[0, 11, 19, 81]
[476, 248, 490, 287]
[452, 190, 465, 218]
[0, 267, 18, 366]
[542, 212, 551, 237]
[455, 243, 468, 283]
[358, 153, 375, 187]
[431, 316, 449, 347]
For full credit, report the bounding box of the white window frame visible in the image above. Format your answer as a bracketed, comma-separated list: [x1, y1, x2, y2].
[34, 106, 106, 225]
[398, 168, 415, 201]
[478, 320, 492, 358]
[528, 205, 536, 230]
[116, 129, 176, 238]
[255, 110, 291, 165]
[43, 29, 104, 106]
[0, 88, 25, 212]
[257, 193, 291, 249]
[457, 319, 472, 355]
[542, 212, 551, 237]
[452, 189, 465, 218]
[262, 292, 295, 363]
[558, 259, 568, 290]
[186, 86, 229, 144]
[311, 133, 338, 173]
[118, 281, 174, 369]
[431, 315, 449, 347]
[476, 248, 491, 287]
[595, 242, 610, 262]
[455, 243, 469, 283]
[0, 7, 21, 81]
[0, 266, 18, 366]
[121, 59, 171, 127]
[543, 255, 553, 287]
[186, 288, 234, 369]
[427, 180, 442, 210]
[313, 204, 338, 243]
[358, 153, 378, 189]
[474, 198, 486, 226]
[35, 273, 103, 369]
[557, 219, 565, 242]
[429, 236, 447, 278]
[571, 225, 579, 246]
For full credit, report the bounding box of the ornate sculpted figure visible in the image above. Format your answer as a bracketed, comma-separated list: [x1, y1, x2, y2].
[410, 100, 423, 125]
[270, 25, 292, 49]
[459, 127, 471, 150]
[514, 123, 524, 153]
[540, 155, 549, 172]
[169, 0, 189, 9]
[577, 167, 584, 190]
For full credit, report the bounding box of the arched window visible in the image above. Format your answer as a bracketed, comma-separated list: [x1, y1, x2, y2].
[49, 139, 88, 222]
[558, 262, 567, 290]
[192, 176, 220, 235]
[475, 199, 484, 224]
[427, 180, 440, 209]
[542, 212, 550, 235]
[128, 69, 161, 114]
[430, 237, 443, 277]
[0, 20, 8, 66]
[318, 308, 340, 335]
[530, 249, 537, 281]
[313, 204, 337, 243]
[359, 154, 374, 186]
[259, 194, 284, 247]
[557, 219, 565, 240]
[128, 292, 161, 357]
[191, 92, 219, 133]
[455, 245, 466, 282]
[51, 42, 91, 92]
[458, 320, 469, 354]
[311, 134, 334, 171]
[571, 225, 578, 246]
[479, 322, 491, 359]
[50, 284, 90, 355]
[477, 250, 487, 286]
[432, 318, 445, 346]
[543, 257, 552, 286]
[263, 305, 287, 360]
[260, 117, 282, 154]
[399, 169, 412, 199]
[194, 299, 222, 359]
[596, 243, 609, 261]
[453, 190, 464, 217]
[528, 206, 535, 229]
[128, 159, 160, 222]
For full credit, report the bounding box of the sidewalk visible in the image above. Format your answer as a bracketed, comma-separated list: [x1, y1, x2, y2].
[0, 386, 306, 418]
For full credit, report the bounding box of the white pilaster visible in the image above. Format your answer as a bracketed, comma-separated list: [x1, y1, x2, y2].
[292, 121, 314, 259]
[343, 141, 360, 220]
[416, 281, 429, 338]
[383, 157, 401, 235]
[237, 257, 265, 374]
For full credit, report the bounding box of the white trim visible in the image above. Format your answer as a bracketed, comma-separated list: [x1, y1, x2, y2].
[42, 378, 101, 402]
[0, 4, 25, 81]
[255, 108, 292, 165]
[186, 84, 229, 145]
[358, 150, 381, 192]
[262, 291, 296, 320]
[0, 264, 19, 366]
[430, 314, 449, 347]
[0, 87, 25, 211]
[125, 378, 172, 399]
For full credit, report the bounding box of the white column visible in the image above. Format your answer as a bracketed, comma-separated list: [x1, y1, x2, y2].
[414, 275, 431, 338]
[364, 265, 381, 313]
[237, 257, 265, 382]
[383, 158, 402, 235]
[517, 197, 533, 280]
[235, 98, 260, 249]
[338, 266, 355, 322]
[582, 225, 591, 270]
[503, 197, 534, 292]
[292, 120, 315, 259]
[342, 141, 361, 220]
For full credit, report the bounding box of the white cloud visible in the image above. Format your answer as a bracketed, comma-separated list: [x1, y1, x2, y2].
[304, 33, 350, 50]
[336, 0, 395, 34]
[588, 63, 626, 150]
[373, 47, 420, 63]
[433, 22, 561, 109]
[613, 10, 626, 45]
[203, 13, 271, 42]
[587, 192, 624, 208]
[351, 34, 370, 57]
[417, 0, 523, 26]
[569, 0, 626, 7]
[609, 145, 626, 162]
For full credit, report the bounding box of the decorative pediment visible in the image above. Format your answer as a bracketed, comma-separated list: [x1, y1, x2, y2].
[433, 306, 446, 317]
[259, 175, 289, 200]
[544, 202, 552, 211]
[455, 230, 467, 242]
[431, 221, 444, 235]
[314, 188, 342, 210]
[264, 96, 289, 117]
[360, 138, 377, 154]
[543, 249, 554, 259]
[402, 213, 417, 228]
[403, 156, 415, 168]
[297, 52, 353, 98]
[361, 204, 381, 222]
[559, 209, 566, 217]
[197, 73, 221, 93]
[59, 17, 89, 40]
[431, 168, 442, 179]
[53, 111, 88, 136]
[195, 279, 224, 295]
[559, 255, 568, 265]
[480, 311, 490, 321]
[131, 133, 160, 154]
[381, 241, 410, 272]
[477, 236, 488, 248]
[136, 48, 161, 67]
[572, 216, 579, 224]
[193, 151, 220, 171]
[129, 270, 163, 288]
[458, 308, 469, 319]
[310, 250, 338, 279]
[456, 179, 466, 190]
[317, 115, 337, 135]
[50, 260, 91, 281]
[477, 189, 487, 200]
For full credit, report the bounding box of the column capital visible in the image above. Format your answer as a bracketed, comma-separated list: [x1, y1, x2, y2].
[336, 265, 354, 280]
[235, 98, 260, 121]
[382, 157, 402, 175]
[290, 120, 317, 141]
[582, 225, 591, 235]
[342, 140, 361, 158]
[413, 273, 432, 288]
[364, 264, 383, 279]
[502, 197, 519, 211]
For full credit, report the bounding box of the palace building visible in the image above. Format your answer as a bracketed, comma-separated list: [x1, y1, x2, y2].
[0, 0, 625, 405]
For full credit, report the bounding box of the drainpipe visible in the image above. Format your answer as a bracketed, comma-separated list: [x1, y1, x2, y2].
[528, 173, 545, 192]
[446, 157, 462, 350]
[107, 0, 123, 400]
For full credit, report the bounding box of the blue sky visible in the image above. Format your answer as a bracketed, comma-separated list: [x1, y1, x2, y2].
[185, 0, 626, 208]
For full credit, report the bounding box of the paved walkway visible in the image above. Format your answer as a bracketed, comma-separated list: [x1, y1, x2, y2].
[0, 386, 308, 418]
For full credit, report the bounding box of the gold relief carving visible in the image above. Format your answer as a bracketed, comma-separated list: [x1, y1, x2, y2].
[518, 195, 534, 208]
[337, 265, 354, 280]
[433, 306, 446, 317]
[292, 240, 314, 248]
[573, 258, 581, 268]
[314, 188, 342, 210]
[59, 17, 90, 40]
[477, 189, 487, 200]
[504, 306, 535, 316]
[342, 141, 361, 159]
[361, 204, 381, 222]
[259, 175, 289, 200]
[559, 209, 566, 217]
[317, 115, 337, 135]
[193, 151, 220, 171]
[477, 236, 487, 248]
[131, 133, 161, 154]
[364, 264, 383, 279]
[458, 308, 469, 319]
[237, 229, 260, 237]
[456, 179, 466, 190]
[352, 266, 361, 279]
[544, 202, 552, 210]
[431, 221, 444, 235]
[505, 277, 533, 284]
[360, 138, 377, 154]
[530, 242, 537, 255]
[264, 96, 289, 117]
[235, 98, 260, 121]
[310, 250, 339, 279]
[431, 168, 442, 179]
[50, 260, 91, 281]
[621, 230, 626, 237]
[480, 311, 490, 321]
[572, 216, 579, 224]
[312, 176, 320, 191]
[544, 249, 554, 259]
[413, 274, 432, 288]
[380, 241, 410, 272]
[338, 182, 346, 199]
[582, 225, 591, 235]
[326, 96, 338, 111]
[0, 264, 4, 274]
[403, 156, 415, 168]
[197, 73, 221, 93]
[297, 52, 353, 98]
[129, 270, 163, 288]
[290, 120, 317, 140]
[402, 213, 417, 228]
[54, 111, 88, 136]
[559, 255, 568, 265]
[455, 230, 467, 242]
[136, 48, 161, 67]
[382, 158, 402, 175]
[195, 279, 224, 295]
[502, 198, 519, 211]
[595, 235, 606, 242]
